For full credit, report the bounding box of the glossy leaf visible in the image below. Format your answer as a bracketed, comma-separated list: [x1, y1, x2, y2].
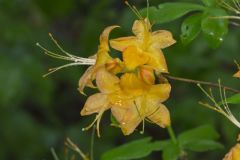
[181, 13, 202, 45]
[141, 3, 205, 24]
[101, 138, 169, 160]
[183, 139, 224, 152]
[201, 8, 228, 48]
[224, 93, 240, 104]
[178, 125, 219, 146]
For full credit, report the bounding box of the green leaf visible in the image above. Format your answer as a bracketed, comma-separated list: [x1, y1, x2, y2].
[183, 140, 224, 152]
[140, 3, 205, 24]
[178, 125, 219, 146]
[201, 7, 228, 48]
[181, 13, 202, 45]
[201, 0, 217, 6]
[101, 138, 168, 160]
[224, 93, 240, 104]
[162, 142, 181, 160]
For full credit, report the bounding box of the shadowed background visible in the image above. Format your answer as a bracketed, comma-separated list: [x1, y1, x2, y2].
[0, 0, 240, 159]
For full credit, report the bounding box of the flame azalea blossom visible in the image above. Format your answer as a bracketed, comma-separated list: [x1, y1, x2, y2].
[111, 81, 171, 135]
[79, 17, 174, 136]
[80, 67, 121, 137]
[78, 25, 122, 94]
[110, 18, 176, 73]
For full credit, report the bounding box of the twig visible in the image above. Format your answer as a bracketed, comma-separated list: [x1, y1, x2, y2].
[164, 74, 240, 93]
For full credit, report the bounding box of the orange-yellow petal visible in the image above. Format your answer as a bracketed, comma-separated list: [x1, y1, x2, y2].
[95, 25, 119, 66]
[123, 46, 149, 70]
[111, 102, 141, 135]
[120, 73, 149, 96]
[139, 65, 155, 85]
[224, 143, 240, 160]
[147, 103, 171, 128]
[132, 19, 151, 39]
[151, 30, 176, 50]
[96, 67, 120, 93]
[147, 47, 168, 73]
[105, 58, 124, 74]
[148, 83, 171, 103]
[233, 71, 240, 78]
[80, 93, 109, 116]
[78, 66, 96, 94]
[110, 36, 138, 51]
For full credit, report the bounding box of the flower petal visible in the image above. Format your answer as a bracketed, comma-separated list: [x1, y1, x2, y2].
[147, 103, 171, 128]
[80, 93, 109, 116]
[132, 19, 151, 39]
[123, 46, 149, 70]
[96, 25, 120, 66]
[233, 71, 240, 78]
[151, 30, 176, 49]
[110, 36, 139, 51]
[147, 47, 168, 73]
[120, 73, 149, 96]
[96, 67, 120, 93]
[78, 66, 96, 94]
[148, 83, 171, 103]
[111, 102, 142, 135]
[224, 143, 240, 160]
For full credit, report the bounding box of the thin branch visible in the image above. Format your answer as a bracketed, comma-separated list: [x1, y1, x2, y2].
[164, 74, 240, 93]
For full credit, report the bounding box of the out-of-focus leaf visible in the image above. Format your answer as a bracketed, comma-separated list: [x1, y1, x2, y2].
[181, 13, 202, 45]
[141, 3, 205, 24]
[178, 125, 219, 146]
[201, 7, 228, 48]
[101, 138, 168, 160]
[182, 139, 224, 152]
[110, 113, 119, 126]
[162, 141, 181, 160]
[201, 0, 217, 6]
[223, 93, 240, 104]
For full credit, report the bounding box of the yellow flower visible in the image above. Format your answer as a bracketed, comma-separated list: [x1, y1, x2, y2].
[111, 82, 171, 135]
[110, 18, 176, 73]
[78, 25, 122, 94]
[80, 67, 120, 137]
[224, 144, 240, 160]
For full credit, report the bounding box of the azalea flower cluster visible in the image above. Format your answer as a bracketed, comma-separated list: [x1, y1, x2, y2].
[78, 18, 176, 136]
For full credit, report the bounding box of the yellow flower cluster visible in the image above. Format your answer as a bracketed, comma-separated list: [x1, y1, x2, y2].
[79, 18, 176, 137]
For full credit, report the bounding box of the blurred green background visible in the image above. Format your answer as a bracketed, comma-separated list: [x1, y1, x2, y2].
[1, 0, 240, 159]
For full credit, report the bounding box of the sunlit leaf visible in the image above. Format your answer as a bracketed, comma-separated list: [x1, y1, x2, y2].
[141, 3, 205, 24]
[224, 93, 240, 104]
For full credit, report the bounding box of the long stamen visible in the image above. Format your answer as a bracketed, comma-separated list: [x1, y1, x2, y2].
[134, 100, 145, 134]
[147, 0, 149, 19]
[82, 110, 104, 137]
[125, 1, 142, 20]
[198, 83, 240, 129]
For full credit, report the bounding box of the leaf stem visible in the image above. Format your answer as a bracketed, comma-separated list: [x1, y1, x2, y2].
[164, 74, 240, 93]
[167, 126, 177, 144]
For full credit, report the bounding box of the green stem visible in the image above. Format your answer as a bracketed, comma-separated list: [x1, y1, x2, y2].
[167, 126, 177, 144]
